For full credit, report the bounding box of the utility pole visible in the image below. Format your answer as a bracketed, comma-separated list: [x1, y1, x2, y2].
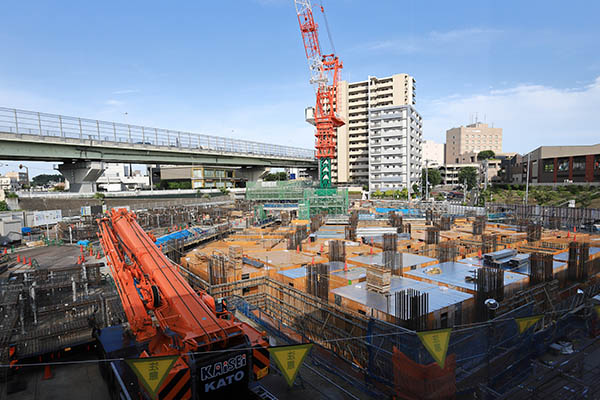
[464, 178, 467, 204]
[483, 159, 489, 191]
[425, 159, 429, 201]
[524, 153, 530, 205]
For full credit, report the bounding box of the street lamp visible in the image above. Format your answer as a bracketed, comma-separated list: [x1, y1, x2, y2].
[19, 164, 29, 186]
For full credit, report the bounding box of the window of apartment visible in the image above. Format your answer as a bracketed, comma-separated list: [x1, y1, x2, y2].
[543, 161, 554, 173]
[557, 158, 569, 172]
[595, 155, 600, 170]
[573, 158, 585, 171]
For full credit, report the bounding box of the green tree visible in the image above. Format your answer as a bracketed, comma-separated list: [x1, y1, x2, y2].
[264, 172, 288, 181]
[384, 189, 395, 198]
[32, 174, 64, 186]
[477, 150, 496, 160]
[411, 183, 419, 198]
[372, 190, 383, 198]
[396, 188, 409, 200]
[421, 168, 442, 194]
[457, 167, 478, 190]
[0, 201, 8, 211]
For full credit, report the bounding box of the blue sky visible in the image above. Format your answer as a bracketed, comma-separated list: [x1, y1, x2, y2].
[1, 0, 599, 176]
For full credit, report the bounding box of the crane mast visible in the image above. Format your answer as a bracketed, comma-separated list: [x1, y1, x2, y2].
[294, 0, 344, 188]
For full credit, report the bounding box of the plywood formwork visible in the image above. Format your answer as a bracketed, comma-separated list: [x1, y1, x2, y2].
[244, 249, 325, 271]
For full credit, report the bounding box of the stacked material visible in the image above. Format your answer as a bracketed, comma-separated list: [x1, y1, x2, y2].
[228, 245, 243, 270]
[366, 265, 391, 294]
[508, 253, 529, 269]
[484, 249, 517, 264]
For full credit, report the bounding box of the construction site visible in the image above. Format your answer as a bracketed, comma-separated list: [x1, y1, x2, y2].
[1, 0, 599, 399]
[1, 192, 600, 399]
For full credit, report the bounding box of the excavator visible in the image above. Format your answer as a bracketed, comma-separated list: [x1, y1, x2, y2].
[96, 208, 269, 399]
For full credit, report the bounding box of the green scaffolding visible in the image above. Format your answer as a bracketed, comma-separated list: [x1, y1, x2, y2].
[253, 204, 266, 222]
[298, 188, 349, 219]
[245, 180, 312, 202]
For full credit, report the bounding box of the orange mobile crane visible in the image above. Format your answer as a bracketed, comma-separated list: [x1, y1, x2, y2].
[97, 208, 269, 399]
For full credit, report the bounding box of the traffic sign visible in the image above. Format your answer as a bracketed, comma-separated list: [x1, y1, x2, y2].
[126, 356, 178, 399]
[269, 344, 312, 387]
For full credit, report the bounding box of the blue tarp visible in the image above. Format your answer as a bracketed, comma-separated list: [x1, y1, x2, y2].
[154, 227, 208, 246]
[77, 239, 90, 246]
[375, 207, 423, 216]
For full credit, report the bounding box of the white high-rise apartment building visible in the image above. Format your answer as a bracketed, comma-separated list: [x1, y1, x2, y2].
[368, 105, 423, 193]
[335, 73, 417, 186]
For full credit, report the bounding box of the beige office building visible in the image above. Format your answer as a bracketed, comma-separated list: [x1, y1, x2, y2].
[334, 73, 417, 185]
[445, 123, 502, 164]
[422, 140, 445, 167]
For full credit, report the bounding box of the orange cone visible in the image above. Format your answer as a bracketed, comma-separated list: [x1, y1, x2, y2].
[96, 251, 101, 259]
[370, 246, 373, 255]
[296, 244, 300, 254]
[478, 249, 482, 258]
[42, 365, 53, 380]
[16, 255, 20, 263]
[89, 248, 94, 257]
[28, 258, 32, 266]
[320, 244, 324, 252]
[3, 248, 7, 255]
[344, 261, 348, 272]
[574, 234, 577, 242]
[77, 256, 82, 265]
[312, 257, 315, 265]
[567, 231, 570, 238]
[80, 245, 84, 253]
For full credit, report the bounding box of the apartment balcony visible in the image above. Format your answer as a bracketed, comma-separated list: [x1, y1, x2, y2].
[349, 145, 368, 152]
[370, 113, 406, 121]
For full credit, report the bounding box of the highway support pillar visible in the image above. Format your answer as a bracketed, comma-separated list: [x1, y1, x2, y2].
[238, 166, 271, 182]
[58, 161, 105, 193]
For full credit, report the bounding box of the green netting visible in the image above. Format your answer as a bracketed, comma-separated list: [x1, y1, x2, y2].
[245, 180, 314, 201]
[253, 205, 266, 221]
[298, 188, 349, 219]
[245, 181, 348, 219]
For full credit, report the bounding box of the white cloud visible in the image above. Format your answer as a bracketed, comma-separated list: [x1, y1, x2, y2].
[105, 99, 124, 106]
[359, 28, 503, 54]
[112, 89, 139, 95]
[421, 77, 600, 153]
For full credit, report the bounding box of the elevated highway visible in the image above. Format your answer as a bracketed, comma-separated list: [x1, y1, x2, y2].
[0, 107, 316, 191]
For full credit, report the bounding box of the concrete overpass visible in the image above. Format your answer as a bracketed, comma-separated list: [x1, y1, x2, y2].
[0, 107, 317, 192]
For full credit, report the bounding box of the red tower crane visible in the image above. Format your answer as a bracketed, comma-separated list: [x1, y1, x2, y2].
[294, 0, 344, 188]
[97, 208, 269, 398]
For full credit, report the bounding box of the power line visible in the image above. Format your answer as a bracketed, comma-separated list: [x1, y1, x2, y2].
[1, 302, 590, 369]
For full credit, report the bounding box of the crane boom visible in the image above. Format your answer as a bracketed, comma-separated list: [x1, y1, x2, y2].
[294, 0, 344, 188]
[97, 208, 269, 398]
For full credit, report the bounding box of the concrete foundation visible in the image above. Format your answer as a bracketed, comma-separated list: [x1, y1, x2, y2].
[58, 161, 105, 193]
